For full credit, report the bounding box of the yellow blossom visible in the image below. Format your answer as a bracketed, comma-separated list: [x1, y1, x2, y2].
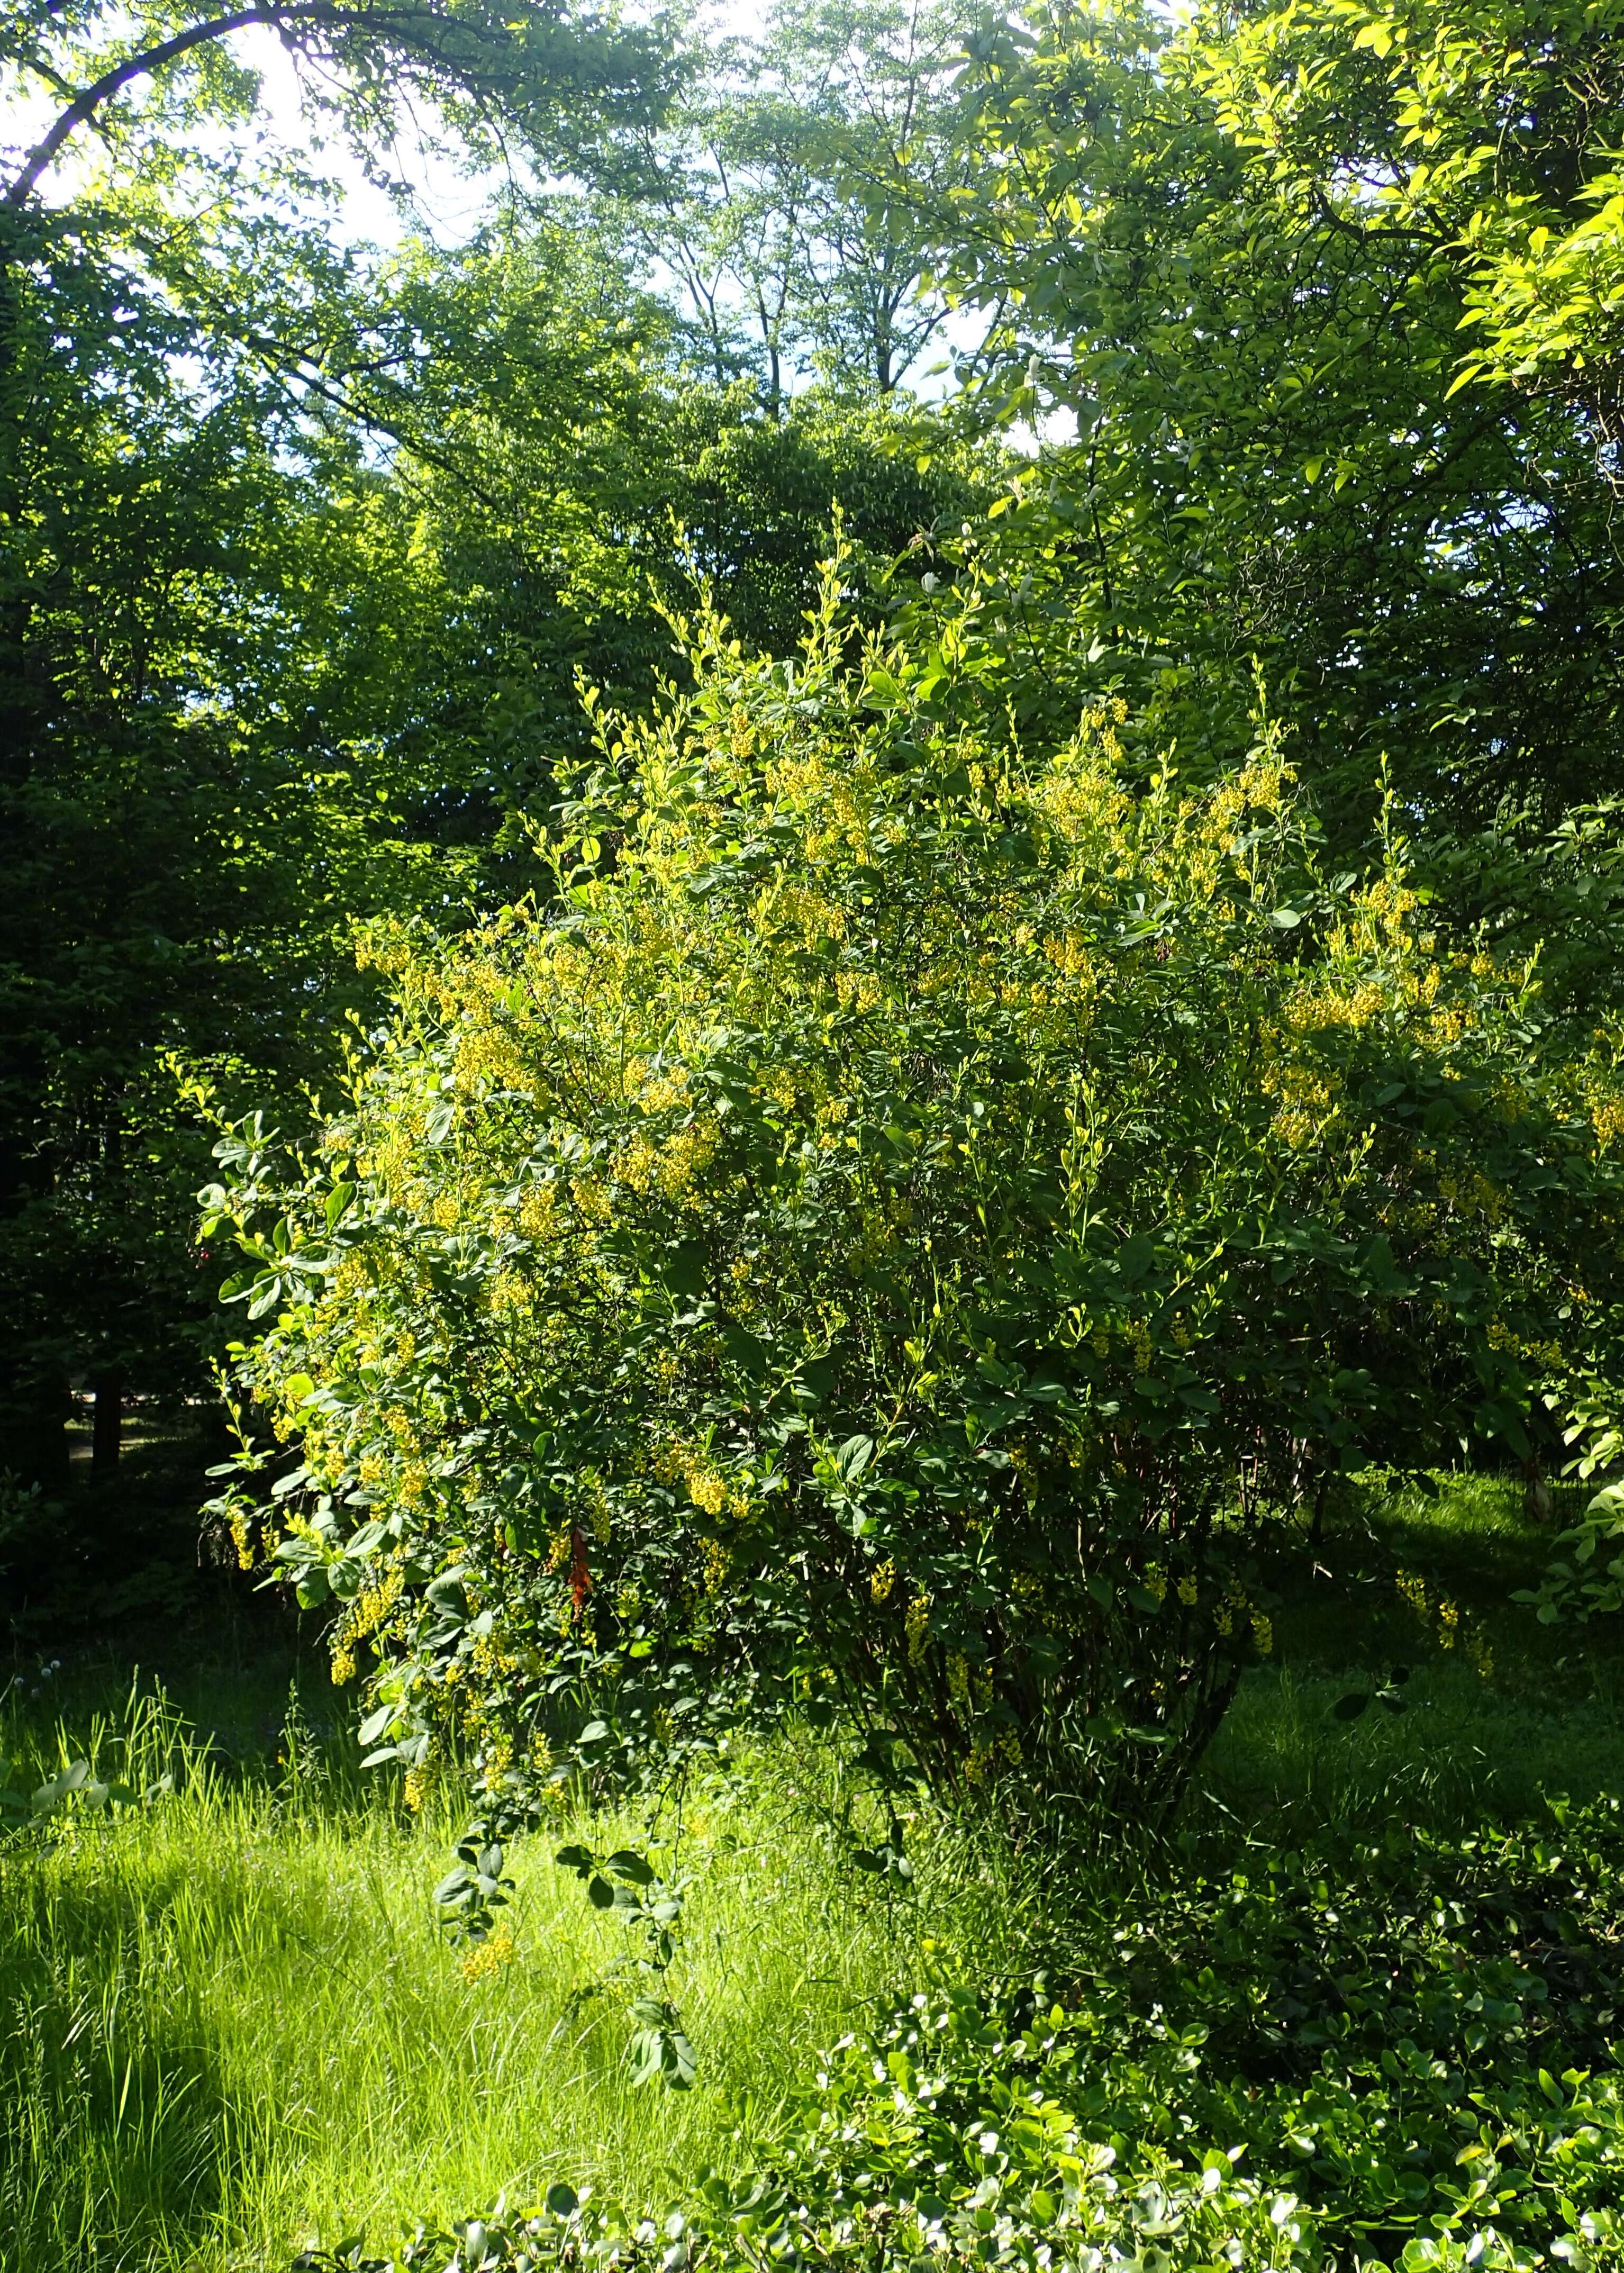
[460, 1925, 516, 1984]
[905, 1591, 931, 1665]
[688, 1470, 728, 1516]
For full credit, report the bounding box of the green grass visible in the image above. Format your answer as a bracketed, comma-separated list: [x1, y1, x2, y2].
[0, 1695, 1041, 2271]
[1198, 1468, 1624, 1842]
[2, 1471, 1620, 2273]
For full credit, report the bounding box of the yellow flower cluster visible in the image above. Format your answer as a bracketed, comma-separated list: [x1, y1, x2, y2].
[517, 1183, 559, 1241]
[1005, 1438, 1039, 1507]
[451, 1021, 527, 1095]
[570, 1176, 613, 1224]
[1423, 1006, 1467, 1049]
[1484, 1317, 1560, 1370]
[1042, 931, 1097, 989]
[1285, 980, 1386, 1033]
[771, 883, 847, 948]
[1593, 1097, 1624, 1149]
[460, 1925, 517, 1984]
[1439, 1169, 1505, 1224]
[1212, 1580, 1268, 1647]
[1033, 708, 1132, 848]
[330, 1563, 405, 1685]
[1207, 745, 1291, 854]
[833, 971, 884, 1014]
[639, 1067, 693, 1115]
[582, 1471, 612, 1541]
[1141, 1562, 1202, 1610]
[762, 1070, 799, 1112]
[1396, 1566, 1494, 1680]
[764, 745, 829, 812]
[963, 1725, 1024, 1785]
[870, 1557, 897, 1603]
[653, 1120, 719, 1202]
[688, 1470, 728, 1515]
[331, 1252, 369, 1299]
[1348, 872, 1420, 953]
[486, 1267, 536, 1321]
[905, 1591, 931, 1664]
[1263, 1062, 1338, 1149]
[652, 1434, 753, 1522]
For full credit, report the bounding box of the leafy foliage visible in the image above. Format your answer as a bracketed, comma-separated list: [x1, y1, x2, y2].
[896, 0, 1624, 863]
[0, 126, 979, 1506]
[208, 568, 1624, 1832]
[0, 0, 676, 214]
[597, 0, 977, 405]
[1514, 1481, 1624, 1622]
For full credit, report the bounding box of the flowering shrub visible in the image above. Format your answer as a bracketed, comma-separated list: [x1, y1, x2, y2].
[206, 575, 1624, 1823]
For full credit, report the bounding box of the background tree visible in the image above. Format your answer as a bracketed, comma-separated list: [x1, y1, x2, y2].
[0, 0, 681, 1513]
[600, 0, 977, 409]
[0, 0, 675, 218]
[0, 107, 984, 1577]
[895, 0, 1624, 880]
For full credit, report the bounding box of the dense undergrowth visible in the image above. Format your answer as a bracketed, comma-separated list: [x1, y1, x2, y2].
[3, 1477, 1622, 2273]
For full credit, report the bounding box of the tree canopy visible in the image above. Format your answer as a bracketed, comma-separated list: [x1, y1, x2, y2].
[893, 0, 1624, 861]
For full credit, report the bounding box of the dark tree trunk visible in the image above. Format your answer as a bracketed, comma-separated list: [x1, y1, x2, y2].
[0, 1363, 71, 1493]
[1522, 1450, 1554, 1526]
[92, 1371, 122, 1478]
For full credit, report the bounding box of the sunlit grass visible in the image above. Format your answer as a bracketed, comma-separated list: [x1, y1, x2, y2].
[0, 1696, 1041, 2272]
[2, 1471, 1620, 2272]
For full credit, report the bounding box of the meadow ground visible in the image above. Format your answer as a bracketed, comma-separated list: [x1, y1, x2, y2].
[2, 1472, 1620, 2273]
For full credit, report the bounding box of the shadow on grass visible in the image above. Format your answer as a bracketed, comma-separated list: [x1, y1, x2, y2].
[0, 1868, 241, 2270]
